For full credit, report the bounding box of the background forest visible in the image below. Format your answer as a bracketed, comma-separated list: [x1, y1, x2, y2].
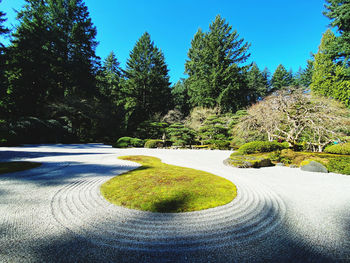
[0, 0, 349, 151]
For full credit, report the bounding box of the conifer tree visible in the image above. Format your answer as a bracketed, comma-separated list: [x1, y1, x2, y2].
[271, 64, 293, 91]
[185, 15, 251, 112]
[0, 0, 9, 118]
[311, 29, 350, 107]
[124, 32, 171, 131]
[324, 0, 350, 66]
[246, 63, 269, 102]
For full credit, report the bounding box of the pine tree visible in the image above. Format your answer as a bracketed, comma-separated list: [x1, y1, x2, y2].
[294, 60, 314, 87]
[171, 79, 190, 116]
[97, 51, 122, 99]
[324, 0, 350, 66]
[311, 29, 350, 107]
[246, 63, 269, 102]
[0, 0, 9, 118]
[124, 32, 171, 131]
[271, 64, 293, 91]
[185, 15, 251, 112]
[6, 0, 53, 117]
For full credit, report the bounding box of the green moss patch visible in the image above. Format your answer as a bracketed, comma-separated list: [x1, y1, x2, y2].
[0, 162, 42, 175]
[100, 156, 237, 213]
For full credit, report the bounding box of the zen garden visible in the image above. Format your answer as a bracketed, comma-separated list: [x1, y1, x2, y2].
[0, 0, 349, 262]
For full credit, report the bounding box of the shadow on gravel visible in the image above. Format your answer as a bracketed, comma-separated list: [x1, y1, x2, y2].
[24, 203, 349, 263]
[0, 150, 108, 162]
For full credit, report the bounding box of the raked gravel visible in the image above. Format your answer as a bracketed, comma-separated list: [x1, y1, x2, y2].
[0, 144, 349, 262]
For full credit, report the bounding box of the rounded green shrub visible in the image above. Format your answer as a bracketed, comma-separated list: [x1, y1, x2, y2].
[114, 137, 144, 148]
[144, 139, 163, 148]
[324, 143, 350, 155]
[238, 141, 289, 154]
[228, 154, 273, 168]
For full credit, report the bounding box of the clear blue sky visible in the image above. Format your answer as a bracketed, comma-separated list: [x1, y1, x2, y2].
[1, 0, 330, 84]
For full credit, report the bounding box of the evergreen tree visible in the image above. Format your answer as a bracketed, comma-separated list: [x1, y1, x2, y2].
[311, 29, 350, 107]
[324, 0, 350, 66]
[0, 0, 9, 118]
[97, 51, 122, 99]
[294, 60, 314, 87]
[246, 63, 269, 102]
[185, 15, 251, 112]
[171, 79, 190, 116]
[6, 0, 53, 117]
[48, 0, 99, 98]
[124, 32, 171, 131]
[271, 64, 293, 91]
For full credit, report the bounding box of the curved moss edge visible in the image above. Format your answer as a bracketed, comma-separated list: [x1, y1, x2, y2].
[101, 155, 237, 213]
[0, 161, 42, 175]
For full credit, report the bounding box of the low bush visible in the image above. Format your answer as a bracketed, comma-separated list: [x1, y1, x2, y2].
[114, 137, 144, 148]
[228, 154, 273, 168]
[324, 143, 350, 155]
[206, 140, 231, 150]
[238, 141, 289, 154]
[144, 139, 164, 148]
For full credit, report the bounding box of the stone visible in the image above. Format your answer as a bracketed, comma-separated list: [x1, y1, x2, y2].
[300, 161, 328, 173]
[276, 163, 285, 166]
[289, 164, 298, 168]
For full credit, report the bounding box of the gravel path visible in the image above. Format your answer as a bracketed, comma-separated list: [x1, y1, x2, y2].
[0, 144, 349, 262]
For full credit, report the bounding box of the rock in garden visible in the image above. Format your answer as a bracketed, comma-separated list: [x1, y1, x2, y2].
[300, 161, 328, 173]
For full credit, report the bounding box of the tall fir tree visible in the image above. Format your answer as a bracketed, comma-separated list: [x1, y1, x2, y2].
[310, 29, 350, 107]
[271, 64, 293, 91]
[6, 0, 53, 117]
[0, 0, 9, 118]
[171, 79, 190, 116]
[6, 0, 99, 118]
[246, 63, 269, 103]
[124, 32, 171, 131]
[294, 60, 314, 87]
[324, 0, 350, 67]
[185, 15, 251, 112]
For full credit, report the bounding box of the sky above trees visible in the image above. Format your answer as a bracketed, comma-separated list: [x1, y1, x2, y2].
[1, 0, 329, 84]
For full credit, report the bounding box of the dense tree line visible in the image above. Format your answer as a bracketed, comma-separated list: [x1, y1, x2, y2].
[0, 0, 348, 146]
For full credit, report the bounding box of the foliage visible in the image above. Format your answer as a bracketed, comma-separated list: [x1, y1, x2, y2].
[101, 155, 237, 212]
[228, 153, 273, 168]
[199, 115, 229, 142]
[171, 79, 190, 116]
[162, 109, 184, 124]
[236, 87, 350, 152]
[144, 139, 164, 148]
[325, 142, 350, 155]
[185, 107, 219, 131]
[310, 29, 350, 107]
[134, 121, 168, 140]
[0, 162, 42, 174]
[278, 149, 350, 175]
[114, 137, 144, 148]
[185, 15, 251, 112]
[294, 60, 314, 87]
[324, 0, 350, 67]
[166, 123, 196, 146]
[237, 141, 289, 154]
[123, 32, 171, 132]
[207, 140, 231, 150]
[271, 64, 293, 91]
[246, 62, 269, 102]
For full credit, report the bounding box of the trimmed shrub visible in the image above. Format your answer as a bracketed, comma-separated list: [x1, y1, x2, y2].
[238, 141, 289, 154]
[114, 137, 144, 148]
[327, 157, 350, 175]
[228, 154, 273, 168]
[206, 140, 231, 150]
[324, 143, 350, 155]
[144, 139, 163, 148]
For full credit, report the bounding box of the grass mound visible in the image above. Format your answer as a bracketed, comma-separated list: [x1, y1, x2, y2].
[101, 155, 237, 213]
[0, 162, 42, 175]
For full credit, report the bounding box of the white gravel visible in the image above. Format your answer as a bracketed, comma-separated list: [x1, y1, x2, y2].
[0, 144, 349, 262]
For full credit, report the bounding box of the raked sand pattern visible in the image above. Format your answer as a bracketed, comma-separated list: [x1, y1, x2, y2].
[0, 144, 349, 262]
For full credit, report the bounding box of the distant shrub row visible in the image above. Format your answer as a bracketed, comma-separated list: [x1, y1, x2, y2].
[237, 141, 289, 154]
[324, 142, 350, 155]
